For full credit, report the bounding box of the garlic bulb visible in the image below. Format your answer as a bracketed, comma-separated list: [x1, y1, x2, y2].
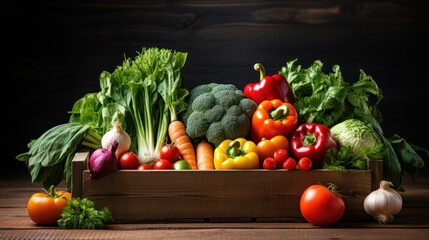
[101, 121, 131, 159]
[363, 180, 403, 224]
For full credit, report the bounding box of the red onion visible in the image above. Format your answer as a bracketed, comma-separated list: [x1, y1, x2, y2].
[89, 140, 119, 179]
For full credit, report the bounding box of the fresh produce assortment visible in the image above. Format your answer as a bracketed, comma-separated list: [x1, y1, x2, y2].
[16, 47, 428, 225]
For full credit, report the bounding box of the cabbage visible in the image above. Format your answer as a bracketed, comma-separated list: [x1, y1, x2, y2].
[330, 119, 383, 157]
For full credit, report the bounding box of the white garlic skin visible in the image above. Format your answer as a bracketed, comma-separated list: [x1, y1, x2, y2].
[364, 180, 403, 224]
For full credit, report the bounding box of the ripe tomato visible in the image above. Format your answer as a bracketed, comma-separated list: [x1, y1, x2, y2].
[119, 152, 140, 169]
[300, 184, 345, 226]
[160, 143, 181, 163]
[297, 157, 312, 171]
[273, 148, 288, 168]
[256, 135, 289, 163]
[27, 186, 72, 225]
[137, 163, 152, 170]
[283, 157, 296, 171]
[262, 157, 277, 170]
[153, 159, 173, 170]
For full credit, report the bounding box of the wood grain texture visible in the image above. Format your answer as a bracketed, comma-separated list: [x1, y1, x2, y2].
[74, 156, 381, 222]
[1, 176, 428, 240]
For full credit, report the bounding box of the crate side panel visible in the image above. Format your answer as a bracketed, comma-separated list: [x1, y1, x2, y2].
[81, 169, 372, 221]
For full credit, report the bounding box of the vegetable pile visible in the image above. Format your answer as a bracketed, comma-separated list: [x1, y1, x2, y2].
[280, 59, 427, 189]
[16, 48, 428, 195]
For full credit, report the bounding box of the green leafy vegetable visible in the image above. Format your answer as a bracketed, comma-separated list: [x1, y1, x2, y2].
[58, 197, 112, 229]
[279, 59, 383, 127]
[388, 134, 428, 181]
[328, 118, 385, 170]
[69, 47, 189, 163]
[280, 59, 427, 189]
[16, 123, 101, 190]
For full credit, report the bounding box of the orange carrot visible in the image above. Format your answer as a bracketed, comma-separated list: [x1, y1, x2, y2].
[168, 120, 197, 169]
[196, 140, 215, 170]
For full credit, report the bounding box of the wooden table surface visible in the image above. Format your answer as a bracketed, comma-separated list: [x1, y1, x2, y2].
[1, 172, 428, 240]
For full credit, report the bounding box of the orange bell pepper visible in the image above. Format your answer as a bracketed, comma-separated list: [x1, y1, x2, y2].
[250, 99, 298, 143]
[256, 135, 290, 167]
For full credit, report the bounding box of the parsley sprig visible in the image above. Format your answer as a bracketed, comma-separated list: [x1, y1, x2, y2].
[58, 197, 112, 229]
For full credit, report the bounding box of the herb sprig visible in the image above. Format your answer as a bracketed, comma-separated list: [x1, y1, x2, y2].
[58, 197, 112, 229]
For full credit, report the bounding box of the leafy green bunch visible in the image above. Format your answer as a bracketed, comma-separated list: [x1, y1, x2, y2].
[69, 47, 189, 163]
[280, 59, 428, 189]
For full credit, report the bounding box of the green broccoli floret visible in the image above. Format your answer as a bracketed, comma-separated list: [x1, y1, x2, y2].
[239, 98, 258, 118]
[204, 105, 225, 123]
[188, 84, 212, 104]
[192, 93, 216, 112]
[186, 111, 209, 139]
[221, 114, 251, 140]
[206, 122, 227, 147]
[214, 90, 240, 108]
[181, 83, 257, 147]
[226, 105, 243, 117]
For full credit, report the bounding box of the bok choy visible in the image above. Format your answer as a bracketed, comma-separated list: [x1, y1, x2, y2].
[69, 47, 189, 163]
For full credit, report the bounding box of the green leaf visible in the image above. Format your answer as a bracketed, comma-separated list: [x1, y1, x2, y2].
[279, 59, 383, 128]
[388, 134, 427, 180]
[16, 123, 93, 190]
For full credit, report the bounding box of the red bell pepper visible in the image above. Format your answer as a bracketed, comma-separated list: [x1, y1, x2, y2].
[251, 99, 298, 143]
[290, 123, 338, 169]
[244, 63, 295, 105]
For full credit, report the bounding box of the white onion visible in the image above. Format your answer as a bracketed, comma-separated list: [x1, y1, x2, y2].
[101, 121, 131, 159]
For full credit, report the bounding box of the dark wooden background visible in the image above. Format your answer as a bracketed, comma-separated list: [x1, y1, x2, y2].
[2, 0, 428, 177]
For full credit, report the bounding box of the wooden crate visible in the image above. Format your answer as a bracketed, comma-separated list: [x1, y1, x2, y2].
[72, 152, 382, 223]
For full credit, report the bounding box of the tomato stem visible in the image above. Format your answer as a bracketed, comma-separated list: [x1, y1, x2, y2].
[326, 183, 343, 197]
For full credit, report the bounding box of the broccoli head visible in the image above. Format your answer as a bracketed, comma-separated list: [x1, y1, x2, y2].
[180, 83, 257, 146]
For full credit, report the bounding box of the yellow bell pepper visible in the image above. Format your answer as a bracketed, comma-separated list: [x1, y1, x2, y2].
[214, 138, 259, 169]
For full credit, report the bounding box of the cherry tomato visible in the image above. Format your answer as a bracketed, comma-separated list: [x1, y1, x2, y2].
[153, 159, 173, 170]
[256, 135, 289, 163]
[262, 157, 277, 170]
[273, 148, 288, 168]
[298, 157, 312, 171]
[300, 184, 345, 226]
[137, 163, 152, 170]
[160, 143, 181, 163]
[283, 157, 297, 171]
[119, 152, 140, 169]
[27, 185, 72, 225]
